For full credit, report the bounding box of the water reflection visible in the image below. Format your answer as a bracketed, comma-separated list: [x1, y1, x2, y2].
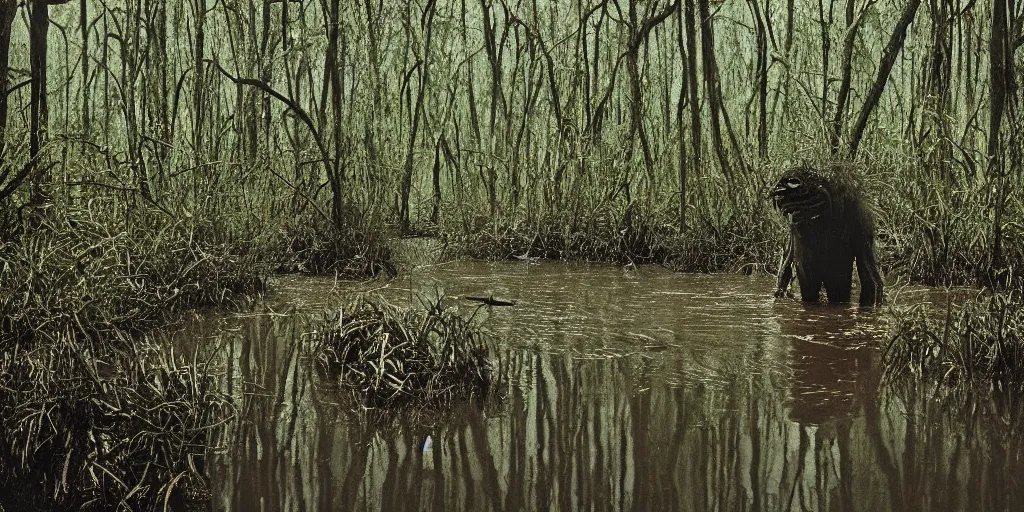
[186, 262, 1024, 511]
[778, 304, 879, 426]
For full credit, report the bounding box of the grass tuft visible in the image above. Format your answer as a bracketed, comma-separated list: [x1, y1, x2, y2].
[885, 291, 1024, 387]
[0, 206, 266, 345]
[0, 205, 257, 510]
[0, 333, 232, 511]
[276, 210, 396, 277]
[316, 295, 493, 408]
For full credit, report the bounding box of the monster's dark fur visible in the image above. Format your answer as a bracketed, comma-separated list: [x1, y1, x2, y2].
[771, 164, 883, 306]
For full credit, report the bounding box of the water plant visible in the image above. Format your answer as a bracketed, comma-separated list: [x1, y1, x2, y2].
[0, 206, 267, 344]
[0, 206, 259, 510]
[884, 291, 1024, 387]
[316, 295, 493, 407]
[0, 333, 233, 511]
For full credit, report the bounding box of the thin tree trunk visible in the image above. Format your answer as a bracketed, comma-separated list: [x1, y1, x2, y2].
[676, 1, 689, 230]
[462, 0, 482, 144]
[768, 0, 795, 133]
[987, 0, 1014, 272]
[848, 0, 922, 157]
[817, 0, 834, 127]
[0, 0, 15, 156]
[327, 0, 345, 226]
[625, 1, 677, 194]
[258, 0, 274, 149]
[683, 0, 702, 197]
[193, 0, 206, 163]
[400, 0, 436, 232]
[749, 0, 769, 160]
[698, 0, 732, 183]
[79, 0, 90, 142]
[29, 0, 50, 205]
[922, 0, 953, 183]
[431, 139, 442, 224]
[829, 0, 862, 153]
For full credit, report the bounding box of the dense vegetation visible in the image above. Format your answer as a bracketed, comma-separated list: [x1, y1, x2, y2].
[887, 291, 1024, 387]
[316, 295, 494, 407]
[0, 0, 1020, 281]
[0, 0, 1021, 508]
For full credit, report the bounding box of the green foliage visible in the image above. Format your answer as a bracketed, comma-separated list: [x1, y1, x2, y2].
[0, 205, 259, 510]
[316, 295, 493, 408]
[0, 332, 233, 511]
[885, 292, 1024, 387]
[0, 206, 266, 344]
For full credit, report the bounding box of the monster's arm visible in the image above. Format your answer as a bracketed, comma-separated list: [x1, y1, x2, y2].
[775, 235, 795, 298]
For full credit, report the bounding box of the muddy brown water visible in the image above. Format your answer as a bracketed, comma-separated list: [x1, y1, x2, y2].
[183, 260, 1024, 512]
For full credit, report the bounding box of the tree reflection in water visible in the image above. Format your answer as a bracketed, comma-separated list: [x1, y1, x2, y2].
[192, 267, 1024, 511]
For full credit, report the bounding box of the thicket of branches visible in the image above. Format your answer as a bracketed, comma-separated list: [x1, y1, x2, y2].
[0, 0, 1021, 280]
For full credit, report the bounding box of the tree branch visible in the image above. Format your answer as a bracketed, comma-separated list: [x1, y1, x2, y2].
[848, 0, 922, 157]
[208, 59, 333, 180]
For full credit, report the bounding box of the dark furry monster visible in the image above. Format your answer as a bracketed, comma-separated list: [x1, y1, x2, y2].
[771, 165, 883, 307]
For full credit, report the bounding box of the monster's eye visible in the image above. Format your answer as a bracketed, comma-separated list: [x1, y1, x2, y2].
[784, 178, 802, 189]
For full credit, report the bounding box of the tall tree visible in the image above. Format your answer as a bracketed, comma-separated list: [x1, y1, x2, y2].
[400, 0, 437, 232]
[79, 0, 89, 141]
[987, 0, 1016, 272]
[622, 0, 678, 193]
[193, 0, 207, 163]
[748, 0, 769, 160]
[697, 0, 732, 182]
[28, 0, 52, 205]
[829, 0, 867, 153]
[848, 0, 922, 157]
[682, 0, 702, 198]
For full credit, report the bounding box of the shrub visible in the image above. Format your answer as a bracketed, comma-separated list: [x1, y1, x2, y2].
[316, 295, 493, 407]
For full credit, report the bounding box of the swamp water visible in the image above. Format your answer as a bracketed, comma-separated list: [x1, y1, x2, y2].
[181, 260, 1024, 511]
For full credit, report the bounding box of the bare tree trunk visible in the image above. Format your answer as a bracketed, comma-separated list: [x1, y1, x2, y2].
[683, 0, 702, 197]
[676, 1, 690, 230]
[828, 0, 857, 153]
[987, 0, 1015, 273]
[400, 0, 437, 232]
[260, 0, 273, 147]
[817, 0, 834, 127]
[431, 140, 442, 224]
[29, 0, 50, 204]
[698, 0, 732, 183]
[749, 0, 769, 160]
[193, 0, 206, 164]
[848, 0, 922, 157]
[327, 0, 345, 226]
[364, 0, 384, 186]
[624, 1, 677, 195]
[79, 0, 90, 142]
[769, 0, 795, 133]
[147, 0, 170, 181]
[479, 0, 503, 217]
[0, 0, 15, 156]
[921, 0, 954, 182]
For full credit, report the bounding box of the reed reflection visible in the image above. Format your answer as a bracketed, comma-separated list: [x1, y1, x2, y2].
[185, 267, 1024, 512]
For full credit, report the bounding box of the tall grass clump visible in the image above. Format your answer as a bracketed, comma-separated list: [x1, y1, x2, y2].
[0, 204, 258, 509]
[316, 295, 493, 407]
[0, 333, 232, 511]
[0, 205, 266, 344]
[275, 206, 396, 277]
[864, 143, 1024, 288]
[885, 291, 1024, 387]
[438, 185, 783, 273]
